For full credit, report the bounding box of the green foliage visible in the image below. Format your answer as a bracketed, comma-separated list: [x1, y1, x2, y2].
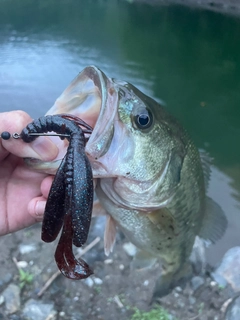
[218, 284, 225, 290]
[131, 306, 174, 320]
[18, 268, 34, 289]
[94, 286, 101, 294]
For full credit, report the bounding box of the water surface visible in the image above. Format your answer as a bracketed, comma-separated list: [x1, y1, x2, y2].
[0, 0, 239, 265]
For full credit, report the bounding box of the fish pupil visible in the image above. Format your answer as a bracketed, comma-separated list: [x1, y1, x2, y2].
[138, 114, 149, 126]
[135, 110, 153, 130]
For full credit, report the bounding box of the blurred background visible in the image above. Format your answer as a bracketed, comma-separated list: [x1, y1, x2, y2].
[0, 0, 239, 266]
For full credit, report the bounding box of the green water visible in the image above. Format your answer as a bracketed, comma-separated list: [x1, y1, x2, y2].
[0, 0, 239, 264]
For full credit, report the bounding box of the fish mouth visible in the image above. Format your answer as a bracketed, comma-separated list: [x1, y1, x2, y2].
[47, 66, 118, 162]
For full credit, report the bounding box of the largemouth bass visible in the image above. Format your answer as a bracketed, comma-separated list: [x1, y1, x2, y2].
[34, 66, 227, 297]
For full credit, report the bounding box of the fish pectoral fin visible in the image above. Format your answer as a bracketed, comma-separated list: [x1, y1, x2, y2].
[131, 250, 157, 270]
[104, 215, 117, 256]
[198, 196, 227, 244]
[147, 208, 177, 237]
[92, 200, 108, 217]
[92, 201, 116, 255]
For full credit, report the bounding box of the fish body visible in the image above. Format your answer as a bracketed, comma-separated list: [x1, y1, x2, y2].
[40, 66, 227, 296]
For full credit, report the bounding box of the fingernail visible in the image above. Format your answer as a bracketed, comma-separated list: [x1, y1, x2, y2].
[35, 201, 46, 218]
[31, 137, 59, 161]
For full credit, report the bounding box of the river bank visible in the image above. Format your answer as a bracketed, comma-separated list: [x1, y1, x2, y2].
[0, 218, 240, 320]
[133, 0, 240, 16]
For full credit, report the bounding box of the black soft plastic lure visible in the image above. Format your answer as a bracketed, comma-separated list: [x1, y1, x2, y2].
[20, 114, 94, 279]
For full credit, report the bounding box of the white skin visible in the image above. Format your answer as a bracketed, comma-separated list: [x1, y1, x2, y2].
[0, 111, 59, 235]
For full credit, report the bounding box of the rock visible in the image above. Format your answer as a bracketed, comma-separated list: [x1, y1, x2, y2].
[212, 247, 240, 292]
[225, 295, 240, 320]
[211, 272, 227, 288]
[0, 296, 4, 306]
[189, 296, 196, 304]
[177, 299, 185, 308]
[16, 261, 28, 269]
[19, 244, 37, 255]
[59, 311, 65, 317]
[70, 311, 83, 320]
[2, 284, 21, 314]
[93, 277, 103, 285]
[191, 276, 205, 291]
[84, 277, 94, 287]
[119, 264, 124, 270]
[175, 286, 183, 292]
[22, 299, 57, 320]
[0, 273, 13, 289]
[104, 259, 113, 264]
[8, 315, 21, 320]
[210, 281, 217, 287]
[122, 242, 137, 257]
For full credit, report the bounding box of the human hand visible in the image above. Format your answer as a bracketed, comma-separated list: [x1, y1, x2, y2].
[0, 111, 59, 235]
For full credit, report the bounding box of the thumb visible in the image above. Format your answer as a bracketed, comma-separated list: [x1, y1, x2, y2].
[1, 110, 58, 161]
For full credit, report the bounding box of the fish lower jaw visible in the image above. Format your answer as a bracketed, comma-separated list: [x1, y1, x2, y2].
[88, 160, 114, 178]
[98, 180, 173, 213]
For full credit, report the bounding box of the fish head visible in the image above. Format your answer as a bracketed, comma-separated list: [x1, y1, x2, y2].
[46, 66, 186, 211]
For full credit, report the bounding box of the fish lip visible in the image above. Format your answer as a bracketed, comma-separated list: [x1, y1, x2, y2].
[45, 65, 118, 171]
[84, 66, 118, 160]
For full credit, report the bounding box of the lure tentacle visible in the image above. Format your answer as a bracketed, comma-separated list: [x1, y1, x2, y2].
[55, 204, 93, 279]
[65, 133, 93, 247]
[20, 114, 93, 279]
[41, 156, 66, 243]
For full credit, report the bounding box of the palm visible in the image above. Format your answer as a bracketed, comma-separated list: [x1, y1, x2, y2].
[0, 110, 58, 236]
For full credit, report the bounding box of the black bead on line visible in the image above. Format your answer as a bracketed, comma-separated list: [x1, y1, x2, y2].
[1, 131, 21, 140]
[1, 131, 11, 140]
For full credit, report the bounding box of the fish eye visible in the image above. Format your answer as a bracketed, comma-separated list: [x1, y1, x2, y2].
[134, 109, 153, 130]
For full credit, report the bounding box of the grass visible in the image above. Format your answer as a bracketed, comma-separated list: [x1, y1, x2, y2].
[18, 268, 34, 289]
[94, 286, 102, 294]
[107, 293, 175, 320]
[130, 306, 175, 320]
[197, 302, 205, 316]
